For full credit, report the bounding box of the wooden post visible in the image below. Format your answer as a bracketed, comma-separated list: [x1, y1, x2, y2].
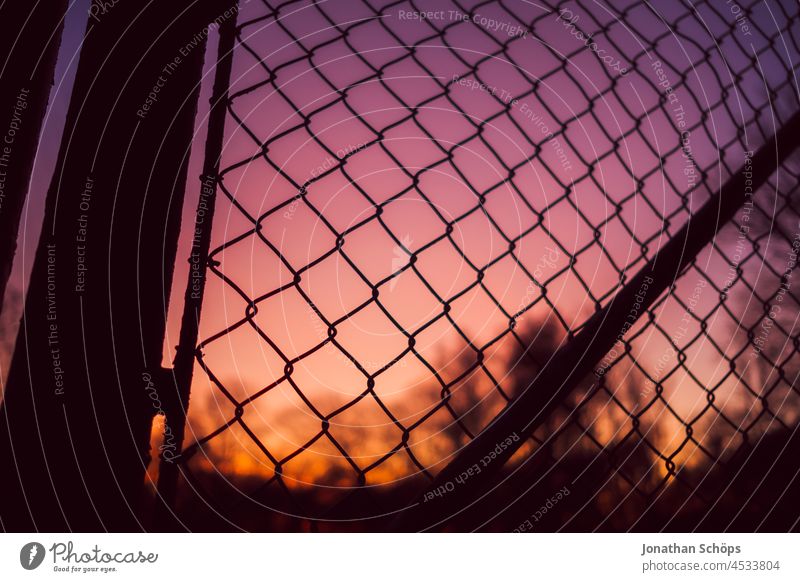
[0, 0, 234, 530]
[0, 1, 67, 314]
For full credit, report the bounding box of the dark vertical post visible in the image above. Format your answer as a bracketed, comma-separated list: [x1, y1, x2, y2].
[0, 1, 68, 314]
[0, 0, 231, 531]
[155, 11, 238, 530]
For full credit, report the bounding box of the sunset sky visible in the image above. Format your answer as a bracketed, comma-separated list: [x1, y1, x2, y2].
[6, 0, 800, 492]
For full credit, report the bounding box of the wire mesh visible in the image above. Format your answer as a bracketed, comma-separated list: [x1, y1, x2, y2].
[168, 0, 800, 531]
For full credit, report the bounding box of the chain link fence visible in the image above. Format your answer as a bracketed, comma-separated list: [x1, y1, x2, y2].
[163, 0, 800, 531]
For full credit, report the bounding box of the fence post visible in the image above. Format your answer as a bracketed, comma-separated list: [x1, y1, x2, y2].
[0, 0, 218, 531]
[154, 7, 238, 530]
[0, 1, 67, 315]
[392, 110, 800, 531]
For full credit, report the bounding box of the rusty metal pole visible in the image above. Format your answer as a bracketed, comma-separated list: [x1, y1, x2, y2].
[155, 9, 238, 530]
